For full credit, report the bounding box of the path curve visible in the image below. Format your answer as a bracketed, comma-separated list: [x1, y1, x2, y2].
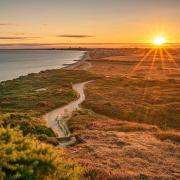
[44, 81, 90, 147]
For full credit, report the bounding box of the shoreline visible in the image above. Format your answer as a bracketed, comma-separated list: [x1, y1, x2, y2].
[41, 52, 90, 146]
[0, 50, 88, 83]
[63, 51, 89, 70]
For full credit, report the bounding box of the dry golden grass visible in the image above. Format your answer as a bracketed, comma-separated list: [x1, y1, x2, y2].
[67, 109, 180, 179]
[88, 48, 180, 80]
[83, 77, 180, 129]
[67, 48, 180, 179]
[155, 131, 180, 143]
[81, 48, 180, 129]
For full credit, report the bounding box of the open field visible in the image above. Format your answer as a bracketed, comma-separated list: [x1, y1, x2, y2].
[66, 48, 180, 179]
[81, 48, 180, 129]
[83, 76, 180, 129]
[88, 48, 180, 79]
[67, 109, 180, 179]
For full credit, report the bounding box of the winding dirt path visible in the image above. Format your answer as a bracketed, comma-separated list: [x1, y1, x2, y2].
[44, 81, 90, 147]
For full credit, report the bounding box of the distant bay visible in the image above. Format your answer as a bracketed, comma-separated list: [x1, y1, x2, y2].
[0, 50, 85, 82]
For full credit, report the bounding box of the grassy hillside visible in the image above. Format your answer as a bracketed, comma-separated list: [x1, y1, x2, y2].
[0, 69, 99, 179]
[0, 69, 97, 137]
[0, 69, 96, 115]
[83, 77, 180, 129]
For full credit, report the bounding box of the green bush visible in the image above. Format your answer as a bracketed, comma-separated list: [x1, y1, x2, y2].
[1, 113, 56, 137]
[0, 127, 87, 180]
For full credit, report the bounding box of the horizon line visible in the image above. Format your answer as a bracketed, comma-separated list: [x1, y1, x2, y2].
[0, 42, 180, 49]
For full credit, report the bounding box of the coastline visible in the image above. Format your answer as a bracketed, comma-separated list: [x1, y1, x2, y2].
[0, 50, 87, 83]
[63, 51, 89, 70]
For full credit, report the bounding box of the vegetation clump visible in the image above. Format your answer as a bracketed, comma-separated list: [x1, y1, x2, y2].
[1, 113, 55, 137]
[83, 77, 180, 129]
[0, 126, 87, 180]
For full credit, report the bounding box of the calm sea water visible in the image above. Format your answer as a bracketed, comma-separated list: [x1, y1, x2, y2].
[0, 50, 84, 82]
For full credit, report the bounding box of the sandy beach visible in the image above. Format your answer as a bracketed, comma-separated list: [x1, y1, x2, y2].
[63, 51, 90, 70]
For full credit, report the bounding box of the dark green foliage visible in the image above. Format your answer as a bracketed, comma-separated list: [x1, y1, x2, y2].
[1, 113, 56, 137]
[0, 126, 88, 180]
[0, 127, 56, 179]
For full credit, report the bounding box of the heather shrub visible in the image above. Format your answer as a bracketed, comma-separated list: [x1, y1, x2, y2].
[0, 127, 86, 180]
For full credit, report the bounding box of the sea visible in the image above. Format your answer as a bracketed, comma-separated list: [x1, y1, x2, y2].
[0, 50, 85, 82]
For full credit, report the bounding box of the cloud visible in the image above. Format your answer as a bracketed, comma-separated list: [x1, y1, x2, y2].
[0, 23, 11, 26]
[13, 33, 34, 35]
[0, 43, 59, 47]
[0, 36, 40, 40]
[58, 34, 93, 38]
[0, 23, 17, 26]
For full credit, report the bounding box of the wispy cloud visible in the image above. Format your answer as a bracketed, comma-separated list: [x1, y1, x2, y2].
[0, 43, 47, 47]
[0, 23, 11, 26]
[13, 33, 34, 35]
[58, 34, 93, 38]
[0, 36, 40, 40]
[0, 23, 17, 26]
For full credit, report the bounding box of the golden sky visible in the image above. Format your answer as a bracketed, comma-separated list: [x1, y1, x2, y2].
[0, 0, 180, 48]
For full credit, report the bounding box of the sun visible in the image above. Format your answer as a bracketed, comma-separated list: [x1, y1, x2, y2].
[153, 36, 166, 46]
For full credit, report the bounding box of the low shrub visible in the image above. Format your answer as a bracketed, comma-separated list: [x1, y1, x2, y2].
[0, 126, 88, 180]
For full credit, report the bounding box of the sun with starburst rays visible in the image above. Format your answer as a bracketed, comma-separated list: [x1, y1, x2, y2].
[153, 36, 166, 46]
[130, 36, 179, 122]
[131, 36, 178, 80]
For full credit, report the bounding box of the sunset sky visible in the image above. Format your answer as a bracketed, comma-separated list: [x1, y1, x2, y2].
[0, 0, 180, 48]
